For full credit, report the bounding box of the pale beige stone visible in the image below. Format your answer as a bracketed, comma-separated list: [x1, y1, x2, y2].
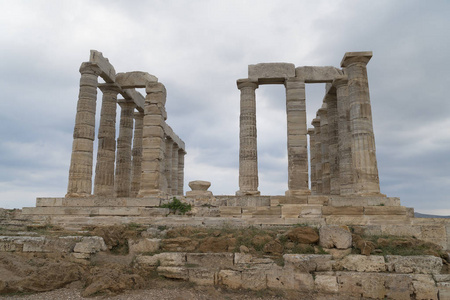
[315, 274, 338, 293]
[283, 254, 332, 272]
[89, 50, 116, 83]
[248, 63, 295, 83]
[186, 253, 233, 270]
[157, 266, 188, 280]
[217, 269, 242, 289]
[128, 238, 160, 254]
[241, 269, 267, 290]
[188, 268, 215, 285]
[337, 255, 386, 272]
[319, 226, 352, 249]
[73, 236, 107, 254]
[386, 255, 443, 274]
[412, 274, 438, 300]
[116, 71, 158, 88]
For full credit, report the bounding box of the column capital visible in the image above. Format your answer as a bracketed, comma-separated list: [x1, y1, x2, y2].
[340, 51, 372, 68]
[311, 118, 321, 127]
[307, 128, 315, 135]
[318, 103, 327, 114]
[332, 75, 348, 89]
[79, 62, 102, 76]
[98, 83, 122, 94]
[237, 78, 258, 90]
[134, 111, 144, 119]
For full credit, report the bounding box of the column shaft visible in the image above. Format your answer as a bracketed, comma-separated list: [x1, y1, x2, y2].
[171, 144, 179, 195]
[165, 138, 173, 194]
[114, 101, 135, 197]
[318, 106, 330, 195]
[177, 150, 185, 195]
[308, 128, 316, 194]
[325, 93, 340, 195]
[66, 62, 101, 197]
[236, 79, 260, 196]
[130, 111, 144, 197]
[313, 118, 323, 194]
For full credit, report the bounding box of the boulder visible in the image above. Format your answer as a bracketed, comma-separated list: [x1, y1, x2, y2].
[287, 227, 319, 244]
[319, 226, 352, 249]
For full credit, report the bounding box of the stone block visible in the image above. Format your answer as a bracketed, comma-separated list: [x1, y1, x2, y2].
[380, 225, 421, 238]
[285, 217, 326, 226]
[366, 215, 410, 225]
[36, 198, 63, 207]
[315, 274, 338, 293]
[217, 269, 242, 289]
[98, 207, 140, 216]
[307, 195, 329, 205]
[323, 248, 351, 259]
[336, 272, 363, 296]
[241, 269, 267, 290]
[72, 252, 90, 259]
[73, 236, 107, 254]
[126, 198, 160, 207]
[248, 63, 295, 83]
[412, 274, 438, 300]
[138, 208, 169, 216]
[322, 206, 364, 215]
[281, 204, 303, 217]
[283, 254, 332, 272]
[364, 206, 407, 215]
[367, 197, 401, 206]
[385, 274, 413, 299]
[234, 253, 274, 266]
[328, 197, 367, 207]
[266, 269, 314, 291]
[386, 255, 443, 274]
[295, 66, 343, 83]
[219, 206, 241, 217]
[157, 266, 188, 280]
[319, 226, 352, 249]
[437, 282, 450, 300]
[128, 238, 161, 254]
[89, 50, 116, 83]
[361, 273, 386, 299]
[186, 253, 233, 270]
[188, 268, 215, 285]
[337, 255, 386, 272]
[116, 71, 158, 88]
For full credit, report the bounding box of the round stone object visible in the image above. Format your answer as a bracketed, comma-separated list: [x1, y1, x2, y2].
[188, 180, 211, 191]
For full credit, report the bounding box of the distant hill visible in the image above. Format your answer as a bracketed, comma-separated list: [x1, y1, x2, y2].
[415, 212, 450, 218]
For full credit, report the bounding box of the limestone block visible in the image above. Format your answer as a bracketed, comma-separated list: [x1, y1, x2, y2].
[285, 217, 326, 226]
[328, 197, 368, 207]
[322, 206, 364, 215]
[36, 198, 63, 207]
[434, 274, 450, 282]
[386, 255, 443, 274]
[138, 208, 170, 217]
[361, 273, 386, 299]
[98, 207, 140, 216]
[73, 237, 107, 254]
[325, 216, 369, 226]
[157, 266, 188, 280]
[188, 180, 211, 191]
[248, 63, 295, 83]
[188, 268, 215, 285]
[380, 225, 421, 238]
[295, 66, 343, 83]
[319, 226, 352, 249]
[234, 253, 274, 266]
[307, 196, 329, 205]
[412, 274, 438, 300]
[126, 198, 161, 207]
[315, 274, 338, 293]
[266, 269, 314, 291]
[186, 253, 233, 270]
[241, 269, 267, 290]
[323, 248, 351, 259]
[364, 206, 407, 215]
[219, 206, 241, 217]
[367, 197, 401, 206]
[116, 71, 158, 88]
[336, 272, 363, 296]
[137, 252, 186, 267]
[366, 215, 410, 225]
[128, 238, 161, 254]
[22, 237, 47, 252]
[281, 204, 303, 217]
[384, 274, 413, 299]
[437, 282, 450, 300]
[217, 269, 242, 289]
[89, 50, 116, 83]
[161, 237, 198, 252]
[283, 254, 332, 272]
[337, 255, 386, 272]
[72, 252, 91, 259]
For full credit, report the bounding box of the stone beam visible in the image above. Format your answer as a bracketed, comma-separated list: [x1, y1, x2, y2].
[248, 63, 295, 84]
[89, 50, 116, 83]
[116, 71, 158, 89]
[122, 89, 145, 111]
[163, 123, 185, 151]
[295, 66, 344, 83]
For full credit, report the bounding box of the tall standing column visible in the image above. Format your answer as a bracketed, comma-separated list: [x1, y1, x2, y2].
[171, 144, 179, 195]
[165, 138, 173, 194]
[325, 93, 340, 195]
[114, 100, 135, 197]
[138, 82, 167, 197]
[334, 76, 354, 195]
[236, 79, 260, 196]
[308, 128, 316, 194]
[177, 150, 186, 195]
[318, 105, 330, 195]
[66, 62, 102, 197]
[312, 118, 322, 194]
[94, 84, 119, 196]
[130, 111, 144, 197]
[341, 52, 381, 195]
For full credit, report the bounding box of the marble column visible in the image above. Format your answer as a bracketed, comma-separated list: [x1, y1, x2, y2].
[318, 105, 330, 195]
[312, 118, 322, 194]
[66, 62, 102, 197]
[236, 79, 260, 196]
[285, 78, 310, 197]
[341, 52, 381, 195]
[138, 82, 167, 197]
[177, 150, 186, 195]
[130, 111, 144, 197]
[93, 84, 119, 197]
[165, 137, 173, 194]
[171, 143, 179, 195]
[114, 100, 135, 197]
[307, 128, 316, 194]
[325, 93, 340, 195]
[333, 76, 354, 195]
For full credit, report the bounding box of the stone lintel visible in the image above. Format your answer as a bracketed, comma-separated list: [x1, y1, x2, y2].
[295, 66, 344, 83]
[89, 50, 116, 83]
[116, 71, 158, 88]
[340, 51, 373, 68]
[163, 123, 186, 152]
[248, 63, 295, 84]
[122, 89, 145, 111]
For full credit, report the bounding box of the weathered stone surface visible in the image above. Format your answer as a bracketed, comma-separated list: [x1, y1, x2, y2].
[186, 253, 233, 269]
[217, 269, 242, 289]
[241, 269, 267, 290]
[412, 274, 438, 300]
[385, 274, 413, 299]
[263, 240, 284, 255]
[161, 237, 198, 252]
[286, 227, 319, 244]
[116, 71, 158, 88]
[135, 252, 185, 267]
[284, 254, 332, 272]
[248, 63, 295, 83]
[319, 226, 352, 249]
[73, 237, 107, 254]
[128, 238, 160, 254]
[266, 269, 314, 291]
[157, 266, 188, 280]
[315, 274, 338, 293]
[337, 255, 386, 272]
[322, 206, 364, 215]
[323, 248, 351, 259]
[386, 255, 443, 274]
[295, 66, 343, 83]
[188, 268, 215, 285]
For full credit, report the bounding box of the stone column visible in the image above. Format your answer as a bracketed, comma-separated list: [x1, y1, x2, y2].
[114, 100, 135, 197]
[333, 76, 354, 195]
[312, 118, 322, 194]
[93, 84, 119, 197]
[236, 79, 260, 196]
[66, 62, 102, 197]
[308, 128, 316, 194]
[285, 78, 310, 197]
[130, 111, 144, 197]
[318, 105, 330, 195]
[165, 138, 173, 194]
[325, 93, 340, 195]
[171, 143, 179, 195]
[341, 52, 381, 195]
[177, 150, 186, 195]
[138, 82, 167, 197]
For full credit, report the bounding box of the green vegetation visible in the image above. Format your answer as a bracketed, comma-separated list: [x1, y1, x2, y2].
[160, 197, 192, 215]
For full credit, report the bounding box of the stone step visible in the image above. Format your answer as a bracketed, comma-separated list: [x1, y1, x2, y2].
[36, 197, 161, 207]
[22, 206, 168, 217]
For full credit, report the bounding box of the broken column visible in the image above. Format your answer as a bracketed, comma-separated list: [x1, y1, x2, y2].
[236, 79, 260, 196]
[341, 52, 381, 195]
[66, 62, 102, 197]
[130, 111, 144, 197]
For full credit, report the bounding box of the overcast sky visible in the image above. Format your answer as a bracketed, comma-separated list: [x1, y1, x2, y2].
[0, 0, 449, 215]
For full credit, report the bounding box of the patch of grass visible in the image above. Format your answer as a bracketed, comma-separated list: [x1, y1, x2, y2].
[364, 235, 445, 256]
[160, 197, 192, 215]
[157, 225, 167, 231]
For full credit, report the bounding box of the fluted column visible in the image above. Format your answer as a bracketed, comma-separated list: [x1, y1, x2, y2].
[307, 128, 316, 194]
[236, 79, 260, 196]
[138, 82, 167, 197]
[325, 93, 340, 195]
[285, 78, 310, 197]
[130, 111, 144, 197]
[165, 137, 173, 194]
[66, 62, 102, 197]
[334, 76, 354, 195]
[114, 100, 135, 197]
[171, 143, 179, 195]
[93, 84, 119, 197]
[177, 150, 186, 195]
[318, 105, 330, 195]
[341, 52, 381, 195]
[312, 118, 322, 194]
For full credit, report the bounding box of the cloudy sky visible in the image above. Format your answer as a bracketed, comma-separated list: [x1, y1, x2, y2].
[0, 0, 449, 214]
